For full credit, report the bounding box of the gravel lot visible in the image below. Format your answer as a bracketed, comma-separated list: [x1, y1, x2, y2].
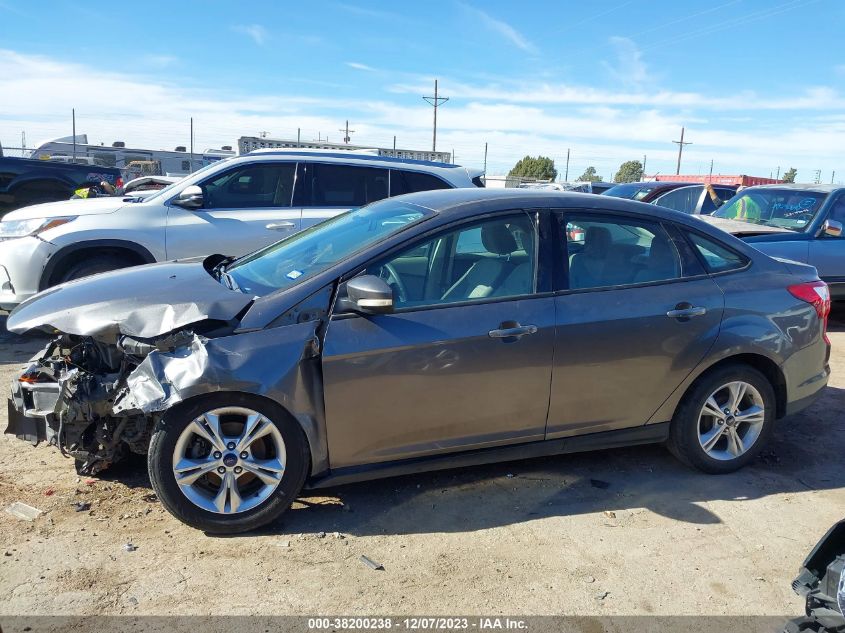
[1, 310, 844, 617]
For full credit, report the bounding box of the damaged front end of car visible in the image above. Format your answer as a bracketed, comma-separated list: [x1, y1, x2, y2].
[8, 323, 233, 474]
[4, 256, 332, 477]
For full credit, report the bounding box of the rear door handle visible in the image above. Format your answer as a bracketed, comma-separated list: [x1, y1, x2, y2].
[488, 324, 538, 339]
[266, 221, 296, 231]
[666, 304, 707, 319]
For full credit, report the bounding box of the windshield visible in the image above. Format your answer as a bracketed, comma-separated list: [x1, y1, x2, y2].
[713, 189, 829, 231]
[603, 182, 661, 201]
[226, 200, 432, 296]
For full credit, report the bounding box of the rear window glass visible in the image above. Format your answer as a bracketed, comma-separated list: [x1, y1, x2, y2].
[391, 170, 451, 196]
[309, 163, 389, 207]
[687, 233, 747, 273]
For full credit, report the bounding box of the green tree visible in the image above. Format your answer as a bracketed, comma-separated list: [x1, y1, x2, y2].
[781, 167, 798, 183]
[577, 166, 603, 182]
[507, 155, 558, 181]
[613, 160, 643, 183]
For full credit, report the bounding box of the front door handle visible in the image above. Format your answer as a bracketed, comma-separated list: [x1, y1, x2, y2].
[666, 303, 707, 319]
[488, 323, 538, 340]
[266, 221, 296, 231]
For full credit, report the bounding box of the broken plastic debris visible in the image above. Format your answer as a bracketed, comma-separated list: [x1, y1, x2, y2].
[123, 542, 137, 552]
[360, 555, 384, 570]
[74, 502, 91, 512]
[5, 502, 43, 521]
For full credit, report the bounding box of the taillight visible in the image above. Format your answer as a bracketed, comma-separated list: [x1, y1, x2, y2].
[788, 280, 831, 344]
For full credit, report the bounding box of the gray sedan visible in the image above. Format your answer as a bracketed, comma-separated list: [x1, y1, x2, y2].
[5, 189, 831, 533]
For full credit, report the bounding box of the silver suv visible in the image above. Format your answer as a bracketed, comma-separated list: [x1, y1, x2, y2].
[0, 150, 483, 310]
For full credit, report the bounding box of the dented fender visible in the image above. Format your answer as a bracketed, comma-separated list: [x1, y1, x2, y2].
[114, 322, 329, 475]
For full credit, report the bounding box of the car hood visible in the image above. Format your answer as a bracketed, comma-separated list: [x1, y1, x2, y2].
[2, 196, 131, 221]
[696, 215, 796, 237]
[7, 257, 254, 340]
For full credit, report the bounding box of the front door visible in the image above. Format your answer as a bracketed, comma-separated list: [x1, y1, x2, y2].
[321, 212, 555, 468]
[809, 193, 845, 290]
[165, 161, 301, 259]
[547, 212, 724, 438]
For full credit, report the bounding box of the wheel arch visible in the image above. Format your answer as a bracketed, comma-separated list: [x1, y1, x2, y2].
[158, 390, 315, 475]
[40, 239, 157, 289]
[667, 353, 787, 423]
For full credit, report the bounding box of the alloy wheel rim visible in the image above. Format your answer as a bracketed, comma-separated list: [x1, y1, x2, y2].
[697, 381, 765, 461]
[172, 407, 286, 514]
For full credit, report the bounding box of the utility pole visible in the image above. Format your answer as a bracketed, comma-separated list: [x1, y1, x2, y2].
[451, 148, 455, 164]
[642, 154, 647, 178]
[21, 131, 26, 158]
[708, 159, 714, 181]
[72, 109, 76, 162]
[832, 171, 836, 184]
[776, 166, 780, 180]
[423, 79, 449, 152]
[339, 120, 355, 144]
[483, 142, 488, 177]
[297, 128, 301, 147]
[672, 127, 692, 175]
[189, 117, 194, 173]
[814, 169, 822, 184]
[564, 148, 570, 182]
[393, 135, 396, 151]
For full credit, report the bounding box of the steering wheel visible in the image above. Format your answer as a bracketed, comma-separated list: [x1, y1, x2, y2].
[376, 263, 408, 304]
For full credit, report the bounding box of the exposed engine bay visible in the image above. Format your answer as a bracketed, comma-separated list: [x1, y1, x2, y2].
[9, 322, 233, 475]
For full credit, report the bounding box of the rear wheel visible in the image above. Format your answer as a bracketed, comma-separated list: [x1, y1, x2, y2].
[667, 365, 775, 474]
[148, 393, 309, 533]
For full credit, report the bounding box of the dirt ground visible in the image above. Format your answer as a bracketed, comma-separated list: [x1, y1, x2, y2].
[1, 312, 844, 618]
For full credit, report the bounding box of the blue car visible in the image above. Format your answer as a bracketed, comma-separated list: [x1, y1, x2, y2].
[702, 184, 845, 299]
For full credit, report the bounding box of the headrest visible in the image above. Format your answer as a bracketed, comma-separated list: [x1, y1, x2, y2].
[584, 226, 612, 251]
[482, 223, 518, 255]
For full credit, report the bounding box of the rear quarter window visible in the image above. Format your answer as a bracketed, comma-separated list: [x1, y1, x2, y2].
[687, 232, 748, 273]
[391, 170, 451, 196]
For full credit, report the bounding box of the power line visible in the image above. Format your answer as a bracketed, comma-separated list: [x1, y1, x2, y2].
[422, 79, 449, 152]
[672, 127, 692, 175]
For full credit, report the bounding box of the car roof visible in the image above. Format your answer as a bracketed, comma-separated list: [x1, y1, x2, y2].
[743, 183, 844, 193]
[391, 187, 711, 223]
[243, 149, 465, 171]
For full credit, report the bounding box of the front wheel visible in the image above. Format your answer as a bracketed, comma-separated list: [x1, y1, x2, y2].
[148, 393, 309, 533]
[667, 365, 775, 474]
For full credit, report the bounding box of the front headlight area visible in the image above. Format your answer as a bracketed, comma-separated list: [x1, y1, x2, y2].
[0, 216, 77, 241]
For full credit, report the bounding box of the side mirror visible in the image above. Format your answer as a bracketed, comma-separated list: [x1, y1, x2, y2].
[822, 219, 843, 238]
[340, 275, 394, 315]
[172, 185, 204, 209]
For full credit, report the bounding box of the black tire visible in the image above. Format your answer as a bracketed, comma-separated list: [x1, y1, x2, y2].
[667, 364, 776, 474]
[148, 392, 309, 534]
[57, 255, 133, 284]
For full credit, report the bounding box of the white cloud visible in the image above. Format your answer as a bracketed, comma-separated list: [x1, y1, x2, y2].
[1, 48, 842, 180]
[233, 24, 268, 46]
[603, 36, 649, 86]
[346, 61, 376, 72]
[459, 3, 538, 54]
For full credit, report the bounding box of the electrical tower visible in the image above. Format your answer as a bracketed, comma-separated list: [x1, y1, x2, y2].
[423, 79, 449, 152]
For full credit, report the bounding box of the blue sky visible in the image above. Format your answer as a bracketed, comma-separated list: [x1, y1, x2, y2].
[1, 0, 843, 181]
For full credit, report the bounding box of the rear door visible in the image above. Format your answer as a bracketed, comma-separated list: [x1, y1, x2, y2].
[299, 162, 390, 230]
[165, 161, 301, 259]
[321, 211, 555, 468]
[547, 211, 724, 438]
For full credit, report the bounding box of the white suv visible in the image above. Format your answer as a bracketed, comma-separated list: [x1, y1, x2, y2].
[0, 150, 483, 310]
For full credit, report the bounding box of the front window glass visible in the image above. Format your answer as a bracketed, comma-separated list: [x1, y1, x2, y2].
[563, 216, 681, 289]
[226, 200, 430, 296]
[365, 213, 536, 309]
[201, 163, 296, 209]
[714, 189, 829, 231]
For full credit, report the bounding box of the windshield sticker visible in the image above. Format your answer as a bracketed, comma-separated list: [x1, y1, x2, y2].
[285, 270, 304, 280]
[772, 198, 819, 215]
